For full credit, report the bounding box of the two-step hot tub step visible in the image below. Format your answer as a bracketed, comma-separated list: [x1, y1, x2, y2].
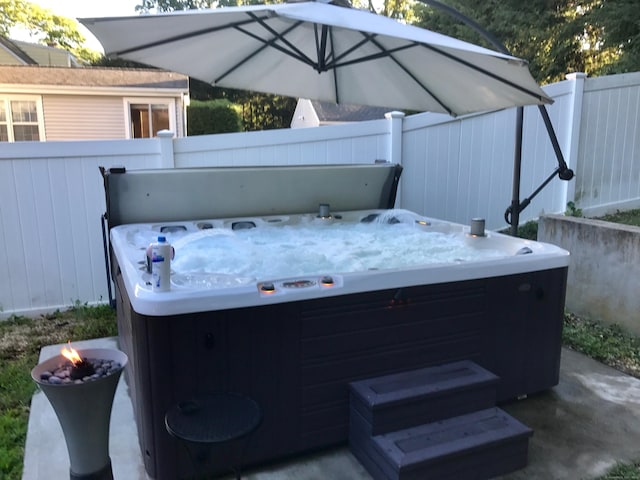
[348, 361, 533, 480]
[350, 406, 532, 480]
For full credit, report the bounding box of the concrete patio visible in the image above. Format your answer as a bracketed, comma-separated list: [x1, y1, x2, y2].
[23, 337, 640, 480]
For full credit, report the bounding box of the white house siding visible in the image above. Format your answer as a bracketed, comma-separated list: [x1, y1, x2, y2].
[42, 95, 126, 140]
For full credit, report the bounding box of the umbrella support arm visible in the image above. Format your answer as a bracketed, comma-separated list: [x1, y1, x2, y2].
[504, 167, 563, 227]
[505, 104, 575, 232]
[537, 104, 575, 180]
[417, 0, 574, 235]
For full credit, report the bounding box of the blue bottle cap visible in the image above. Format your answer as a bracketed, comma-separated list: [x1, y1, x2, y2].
[158, 236, 166, 242]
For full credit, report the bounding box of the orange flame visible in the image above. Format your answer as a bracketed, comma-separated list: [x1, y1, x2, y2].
[61, 342, 82, 366]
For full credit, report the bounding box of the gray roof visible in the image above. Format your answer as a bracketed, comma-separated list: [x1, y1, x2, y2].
[311, 100, 392, 122]
[0, 65, 189, 90]
[0, 37, 38, 65]
[0, 36, 81, 67]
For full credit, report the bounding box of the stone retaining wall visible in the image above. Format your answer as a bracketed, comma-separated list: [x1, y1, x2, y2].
[538, 214, 640, 335]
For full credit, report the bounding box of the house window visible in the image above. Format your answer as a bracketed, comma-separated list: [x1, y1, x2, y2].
[0, 98, 43, 142]
[127, 101, 174, 139]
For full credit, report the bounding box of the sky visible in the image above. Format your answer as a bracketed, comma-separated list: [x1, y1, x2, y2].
[15, 0, 141, 52]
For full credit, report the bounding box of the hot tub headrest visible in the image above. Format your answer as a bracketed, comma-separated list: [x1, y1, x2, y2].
[101, 164, 403, 228]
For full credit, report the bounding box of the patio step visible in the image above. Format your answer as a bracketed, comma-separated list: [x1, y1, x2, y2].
[350, 407, 533, 480]
[349, 360, 500, 435]
[348, 361, 533, 480]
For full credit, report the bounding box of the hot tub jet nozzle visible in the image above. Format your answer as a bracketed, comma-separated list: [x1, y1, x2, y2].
[470, 218, 486, 237]
[318, 203, 331, 219]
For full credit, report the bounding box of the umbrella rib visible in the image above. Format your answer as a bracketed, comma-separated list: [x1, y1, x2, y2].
[306, 27, 452, 113]
[328, 27, 340, 103]
[328, 31, 547, 112]
[319, 34, 455, 114]
[110, 15, 270, 56]
[316, 24, 329, 71]
[215, 18, 317, 84]
[247, 12, 317, 64]
[348, 32, 456, 114]
[329, 36, 379, 69]
[419, 43, 549, 103]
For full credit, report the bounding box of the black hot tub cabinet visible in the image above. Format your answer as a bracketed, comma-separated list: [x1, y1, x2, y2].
[103, 165, 569, 479]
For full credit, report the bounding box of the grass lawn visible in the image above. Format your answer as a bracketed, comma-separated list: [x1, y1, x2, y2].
[2, 304, 640, 479]
[596, 208, 640, 227]
[0, 303, 117, 480]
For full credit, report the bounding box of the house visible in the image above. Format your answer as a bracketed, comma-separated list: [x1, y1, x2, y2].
[0, 37, 189, 141]
[290, 98, 393, 128]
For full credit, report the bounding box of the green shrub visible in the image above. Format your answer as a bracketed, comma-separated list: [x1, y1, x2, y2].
[516, 220, 538, 240]
[596, 208, 640, 227]
[565, 201, 583, 217]
[599, 462, 640, 479]
[187, 99, 242, 135]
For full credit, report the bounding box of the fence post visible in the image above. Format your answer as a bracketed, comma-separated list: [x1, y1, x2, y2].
[157, 130, 176, 168]
[385, 111, 405, 207]
[385, 111, 405, 165]
[562, 72, 587, 209]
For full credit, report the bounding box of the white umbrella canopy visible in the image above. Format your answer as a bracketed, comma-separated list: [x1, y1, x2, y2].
[80, 0, 552, 116]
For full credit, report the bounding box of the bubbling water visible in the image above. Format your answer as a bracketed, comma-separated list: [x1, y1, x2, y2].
[168, 218, 506, 281]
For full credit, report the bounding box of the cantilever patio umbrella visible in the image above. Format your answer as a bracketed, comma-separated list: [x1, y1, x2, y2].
[80, 0, 552, 117]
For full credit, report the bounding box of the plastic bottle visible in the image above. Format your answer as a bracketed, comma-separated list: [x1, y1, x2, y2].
[150, 236, 172, 292]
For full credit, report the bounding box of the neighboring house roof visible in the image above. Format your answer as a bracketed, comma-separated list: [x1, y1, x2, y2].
[0, 37, 38, 65]
[291, 98, 393, 128]
[0, 65, 189, 91]
[0, 37, 80, 67]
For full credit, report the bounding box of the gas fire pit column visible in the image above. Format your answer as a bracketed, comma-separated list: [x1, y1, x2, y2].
[31, 348, 128, 480]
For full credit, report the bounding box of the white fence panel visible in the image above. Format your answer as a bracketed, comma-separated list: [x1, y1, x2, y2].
[0, 139, 162, 317]
[173, 120, 390, 167]
[399, 77, 575, 230]
[575, 72, 640, 215]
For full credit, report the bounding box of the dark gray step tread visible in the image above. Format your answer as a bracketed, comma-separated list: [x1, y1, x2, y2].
[349, 360, 500, 434]
[351, 434, 530, 480]
[371, 407, 532, 467]
[350, 360, 499, 409]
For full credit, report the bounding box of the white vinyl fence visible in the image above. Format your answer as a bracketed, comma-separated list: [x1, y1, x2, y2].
[1, 71, 639, 318]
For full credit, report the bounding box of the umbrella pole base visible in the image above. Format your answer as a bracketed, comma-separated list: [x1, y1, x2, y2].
[70, 460, 113, 480]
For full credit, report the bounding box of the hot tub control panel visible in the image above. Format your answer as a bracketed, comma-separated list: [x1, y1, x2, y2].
[257, 275, 343, 297]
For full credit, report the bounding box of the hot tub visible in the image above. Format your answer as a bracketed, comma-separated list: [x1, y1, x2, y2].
[103, 165, 569, 479]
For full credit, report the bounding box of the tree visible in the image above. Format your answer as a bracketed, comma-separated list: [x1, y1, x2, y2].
[135, 0, 212, 13]
[412, 0, 639, 84]
[413, 0, 581, 83]
[583, 0, 640, 75]
[0, 0, 98, 63]
[359, 0, 416, 23]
